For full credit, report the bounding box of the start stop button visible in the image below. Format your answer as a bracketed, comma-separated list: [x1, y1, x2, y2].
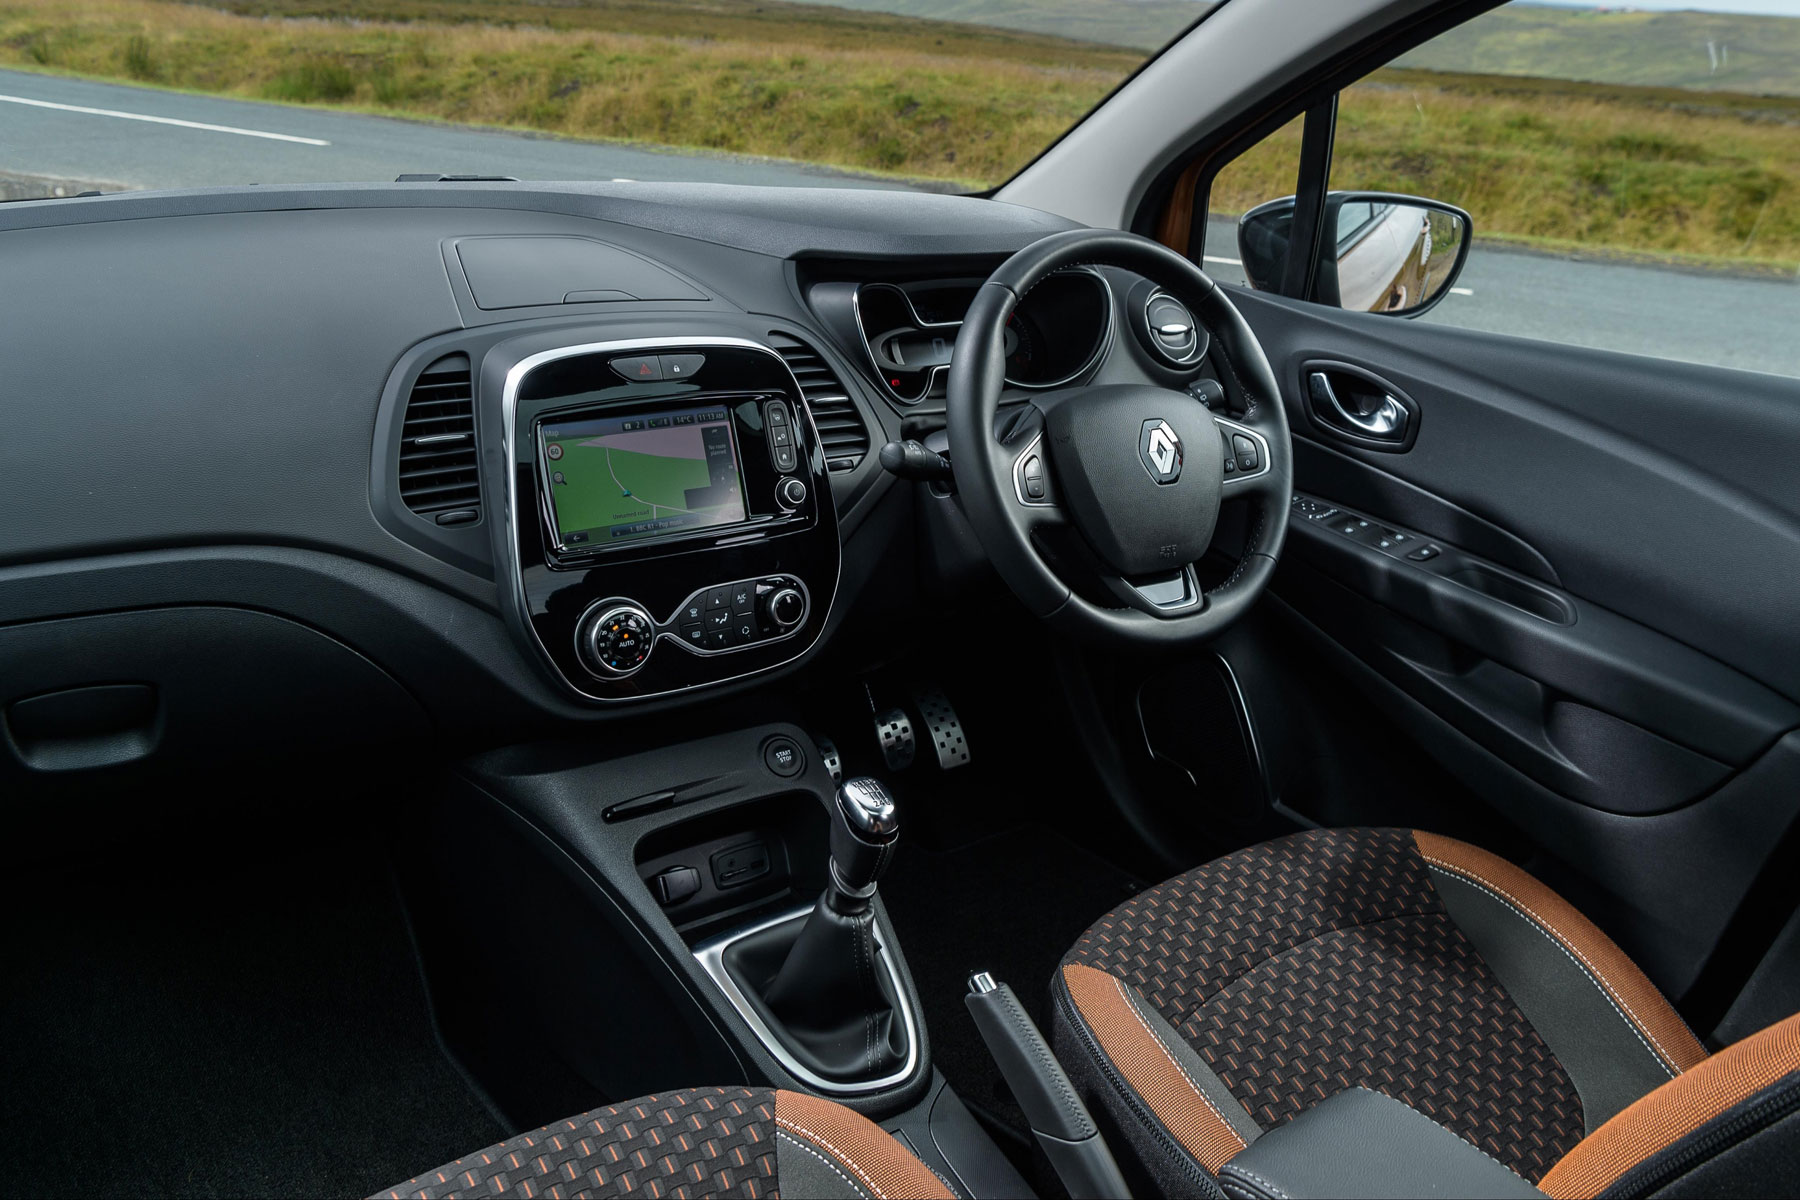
[763, 736, 805, 778]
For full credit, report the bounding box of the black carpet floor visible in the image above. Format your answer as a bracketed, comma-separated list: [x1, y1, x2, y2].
[881, 824, 1145, 1139]
[1, 824, 504, 1199]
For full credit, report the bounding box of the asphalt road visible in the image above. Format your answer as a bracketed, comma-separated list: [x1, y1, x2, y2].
[0, 68, 898, 190]
[1199, 219, 1800, 378]
[4, 67, 1796, 378]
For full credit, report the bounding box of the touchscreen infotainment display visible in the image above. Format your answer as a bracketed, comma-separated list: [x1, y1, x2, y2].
[540, 403, 747, 548]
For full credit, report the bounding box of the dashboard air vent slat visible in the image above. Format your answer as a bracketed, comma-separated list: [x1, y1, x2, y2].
[398, 353, 480, 517]
[767, 332, 870, 472]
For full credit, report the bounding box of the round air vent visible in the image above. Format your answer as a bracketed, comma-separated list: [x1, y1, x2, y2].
[1127, 280, 1208, 371]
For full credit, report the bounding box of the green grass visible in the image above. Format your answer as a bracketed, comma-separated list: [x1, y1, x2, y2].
[1214, 69, 1800, 270]
[1398, 4, 1800, 99]
[0, 0, 1143, 186]
[0, 0, 1794, 268]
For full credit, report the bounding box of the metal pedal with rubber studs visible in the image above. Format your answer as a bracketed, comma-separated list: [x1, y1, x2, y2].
[913, 686, 971, 770]
[873, 708, 916, 772]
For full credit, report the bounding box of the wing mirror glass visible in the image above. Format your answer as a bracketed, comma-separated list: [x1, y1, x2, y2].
[1236, 191, 1472, 318]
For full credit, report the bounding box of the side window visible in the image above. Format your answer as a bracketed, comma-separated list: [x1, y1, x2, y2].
[1200, 116, 1305, 291]
[1229, 0, 1800, 377]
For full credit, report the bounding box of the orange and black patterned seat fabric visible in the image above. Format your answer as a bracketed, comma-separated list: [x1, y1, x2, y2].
[1054, 827, 1800, 1199]
[373, 1086, 955, 1200]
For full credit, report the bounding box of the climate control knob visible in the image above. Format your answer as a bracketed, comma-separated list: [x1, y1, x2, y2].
[777, 477, 808, 510]
[760, 586, 806, 632]
[578, 602, 655, 676]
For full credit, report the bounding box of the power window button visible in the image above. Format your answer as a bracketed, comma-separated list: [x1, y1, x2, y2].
[1407, 544, 1442, 562]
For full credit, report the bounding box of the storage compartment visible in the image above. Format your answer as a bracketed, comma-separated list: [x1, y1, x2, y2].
[0, 606, 429, 783]
[634, 793, 829, 943]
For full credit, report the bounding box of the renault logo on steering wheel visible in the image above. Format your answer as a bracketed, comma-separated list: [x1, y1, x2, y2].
[1138, 418, 1183, 484]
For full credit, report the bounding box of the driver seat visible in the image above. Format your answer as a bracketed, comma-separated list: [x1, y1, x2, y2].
[1054, 827, 1800, 1198]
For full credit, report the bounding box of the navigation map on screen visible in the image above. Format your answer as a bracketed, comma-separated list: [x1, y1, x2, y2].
[541, 404, 746, 547]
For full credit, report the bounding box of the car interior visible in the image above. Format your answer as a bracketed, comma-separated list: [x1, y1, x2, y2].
[4, 1, 1799, 1198]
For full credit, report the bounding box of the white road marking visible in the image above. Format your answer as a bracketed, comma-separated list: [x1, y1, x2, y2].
[1450, 286, 1475, 296]
[0, 93, 330, 145]
[610, 177, 636, 182]
[1203, 254, 1241, 266]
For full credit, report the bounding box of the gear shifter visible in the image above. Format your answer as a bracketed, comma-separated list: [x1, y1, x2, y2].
[727, 777, 910, 1084]
[825, 777, 899, 911]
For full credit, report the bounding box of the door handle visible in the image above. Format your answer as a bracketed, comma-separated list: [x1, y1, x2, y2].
[1309, 371, 1409, 440]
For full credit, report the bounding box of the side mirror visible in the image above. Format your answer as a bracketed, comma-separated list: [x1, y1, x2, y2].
[1236, 192, 1472, 318]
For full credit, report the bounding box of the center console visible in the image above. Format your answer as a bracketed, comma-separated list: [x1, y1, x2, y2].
[491, 336, 840, 703]
[406, 725, 1031, 1198]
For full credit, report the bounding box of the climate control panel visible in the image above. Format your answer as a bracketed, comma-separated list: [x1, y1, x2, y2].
[575, 575, 812, 679]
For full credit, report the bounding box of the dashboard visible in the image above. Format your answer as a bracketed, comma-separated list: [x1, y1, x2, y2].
[0, 181, 1210, 764]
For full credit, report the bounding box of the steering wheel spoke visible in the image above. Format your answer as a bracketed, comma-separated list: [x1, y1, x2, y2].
[1101, 563, 1205, 618]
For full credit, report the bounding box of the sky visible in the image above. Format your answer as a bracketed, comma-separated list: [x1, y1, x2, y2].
[1534, 1, 1800, 12]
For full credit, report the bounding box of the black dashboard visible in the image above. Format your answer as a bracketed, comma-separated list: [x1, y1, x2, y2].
[0, 181, 1207, 769]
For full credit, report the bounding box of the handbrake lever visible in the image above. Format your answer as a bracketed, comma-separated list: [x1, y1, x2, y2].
[966, 971, 1131, 1199]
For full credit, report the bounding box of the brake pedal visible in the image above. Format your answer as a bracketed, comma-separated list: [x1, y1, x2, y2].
[912, 686, 971, 770]
[873, 708, 916, 772]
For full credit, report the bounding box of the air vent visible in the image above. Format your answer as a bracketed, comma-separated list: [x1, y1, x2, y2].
[397, 353, 480, 519]
[768, 332, 870, 472]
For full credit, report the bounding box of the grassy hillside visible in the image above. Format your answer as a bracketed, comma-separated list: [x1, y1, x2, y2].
[1399, 4, 1800, 98]
[804, 0, 1207, 53]
[1213, 68, 1800, 270]
[0, 0, 1142, 186]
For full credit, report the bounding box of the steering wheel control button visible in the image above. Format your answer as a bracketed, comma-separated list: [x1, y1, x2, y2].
[1022, 455, 1047, 499]
[1231, 434, 1260, 472]
[659, 353, 706, 379]
[610, 355, 663, 383]
[763, 735, 806, 778]
[650, 865, 701, 907]
[580, 603, 655, 676]
[777, 477, 808, 510]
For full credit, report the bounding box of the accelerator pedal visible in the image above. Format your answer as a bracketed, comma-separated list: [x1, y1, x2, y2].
[912, 686, 971, 770]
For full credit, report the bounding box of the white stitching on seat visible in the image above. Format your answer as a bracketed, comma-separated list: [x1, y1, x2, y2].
[777, 1131, 872, 1199]
[1112, 976, 1250, 1152]
[1344, 1087, 1527, 1177]
[1424, 859, 1679, 1078]
[1220, 1163, 1292, 1199]
[776, 1116, 897, 1199]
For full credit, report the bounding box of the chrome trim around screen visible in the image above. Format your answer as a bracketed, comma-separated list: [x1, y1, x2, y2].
[500, 335, 839, 704]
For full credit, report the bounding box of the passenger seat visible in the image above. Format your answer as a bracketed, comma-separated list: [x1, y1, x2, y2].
[373, 1085, 955, 1199]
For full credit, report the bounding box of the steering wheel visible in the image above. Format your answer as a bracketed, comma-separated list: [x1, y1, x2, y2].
[947, 229, 1292, 646]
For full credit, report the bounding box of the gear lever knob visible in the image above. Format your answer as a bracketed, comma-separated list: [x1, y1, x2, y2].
[829, 777, 898, 909]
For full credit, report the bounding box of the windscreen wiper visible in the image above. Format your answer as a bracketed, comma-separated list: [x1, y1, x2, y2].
[394, 173, 521, 182]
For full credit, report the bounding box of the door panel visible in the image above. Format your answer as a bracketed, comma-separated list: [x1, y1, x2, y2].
[1228, 287, 1800, 1004]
